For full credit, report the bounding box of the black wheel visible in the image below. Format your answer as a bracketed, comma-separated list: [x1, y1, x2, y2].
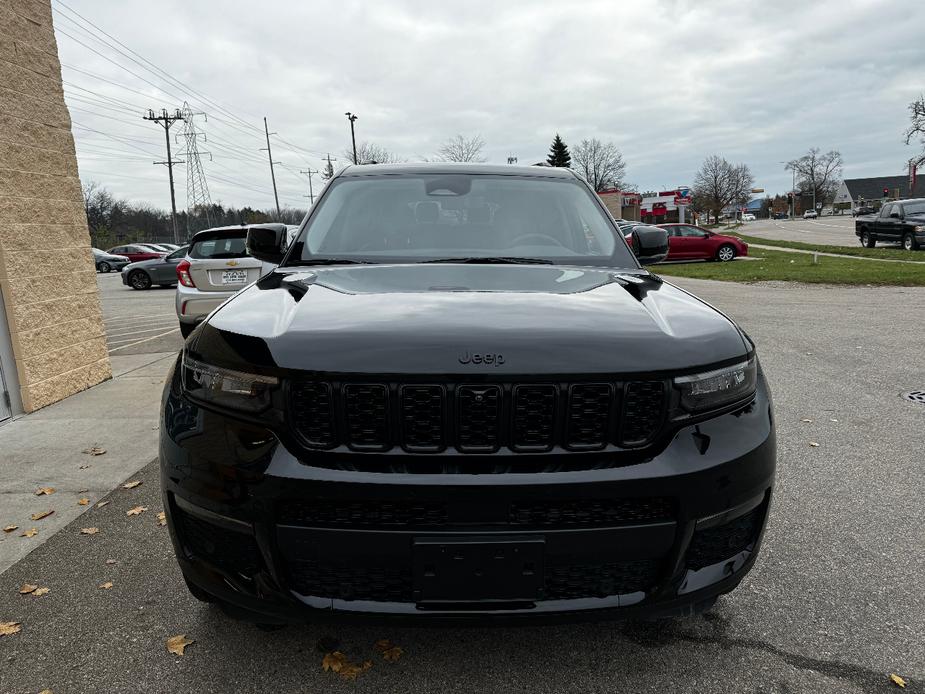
[179, 322, 196, 338]
[184, 576, 215, 603]
[97, 261, 111, 273]
[129, 270, 151, 290]
[903, 233, 919, 251]
[716, 244, 736, 262]
[860, 230, 876, 248]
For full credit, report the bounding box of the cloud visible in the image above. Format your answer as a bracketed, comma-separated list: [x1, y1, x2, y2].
[58, 0, 925, 210]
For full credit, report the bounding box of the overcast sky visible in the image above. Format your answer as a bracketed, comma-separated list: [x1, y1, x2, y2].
[57, 0, 925, 212]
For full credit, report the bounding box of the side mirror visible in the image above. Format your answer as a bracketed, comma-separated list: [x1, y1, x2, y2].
[246, 225, 287, 264]
[630, 226, 669, 265]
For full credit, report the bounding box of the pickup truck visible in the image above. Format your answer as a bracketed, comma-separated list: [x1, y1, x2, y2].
[855, 198, 925, 250]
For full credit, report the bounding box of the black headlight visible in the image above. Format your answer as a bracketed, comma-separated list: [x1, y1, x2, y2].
[181, 353, 277, 413]
[674, 357, 757, 414]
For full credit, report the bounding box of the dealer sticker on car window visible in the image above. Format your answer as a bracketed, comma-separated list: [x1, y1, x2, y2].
[222, 269, 248, 284]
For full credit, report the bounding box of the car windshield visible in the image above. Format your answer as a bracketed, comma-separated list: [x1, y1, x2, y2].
[903, 201, 925, 216]
[288, 173, 636, 267]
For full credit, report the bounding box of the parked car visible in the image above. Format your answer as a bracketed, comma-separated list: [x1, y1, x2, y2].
[855, 198, 925, 250]
[135, 243, 174, 253]
[658, 223, 749, 262]
[107, 244, 167, 263]
[175, 224, 285, 337]
[851, 205, 876, 217]
[802, 209, 818, 219]
[161, 163, 775, 624]
[742, 213, 756, 222]
[121, 245, 188, 290]
[92, 248, 130, 273]
[773, 212, 789, 220]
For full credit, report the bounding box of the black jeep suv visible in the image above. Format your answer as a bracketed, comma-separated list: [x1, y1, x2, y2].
[160, 163, 775, 623]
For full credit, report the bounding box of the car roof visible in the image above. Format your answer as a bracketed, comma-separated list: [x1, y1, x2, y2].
[336, 162, 578, 179]
[189, 222, 287, 244]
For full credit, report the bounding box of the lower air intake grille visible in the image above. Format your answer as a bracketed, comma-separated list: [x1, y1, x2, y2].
[687, 507, 763, 570]
[278, 500, 449, 528]
[544, 559, 661, 599]
[288, 560, 413, 602]
[175, 508, 260, 577]
[510, 498, 673, 527]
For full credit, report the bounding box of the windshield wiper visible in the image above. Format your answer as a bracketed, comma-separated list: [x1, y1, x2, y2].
[286, 258, 377, 266]
[421, 256, 554, 265]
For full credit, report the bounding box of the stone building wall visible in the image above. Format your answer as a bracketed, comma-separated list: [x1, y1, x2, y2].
[0, 0, 111, 412]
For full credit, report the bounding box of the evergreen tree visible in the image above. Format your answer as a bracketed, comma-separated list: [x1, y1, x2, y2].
[546, 134, 571, 167]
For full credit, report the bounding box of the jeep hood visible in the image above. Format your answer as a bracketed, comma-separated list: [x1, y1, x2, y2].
[195, 264, 748, 375]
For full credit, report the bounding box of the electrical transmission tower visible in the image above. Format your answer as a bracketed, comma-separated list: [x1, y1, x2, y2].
[179, 102, 212, 234]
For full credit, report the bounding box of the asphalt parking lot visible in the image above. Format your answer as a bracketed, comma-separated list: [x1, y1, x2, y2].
[739, 215, 866, 246]
[99, 272, 184, 357]
[1, 278, 923, 693]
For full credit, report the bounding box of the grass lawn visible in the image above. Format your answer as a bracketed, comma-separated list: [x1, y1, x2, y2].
[729, 232, 922, 261]
[655, 248, 925, 286]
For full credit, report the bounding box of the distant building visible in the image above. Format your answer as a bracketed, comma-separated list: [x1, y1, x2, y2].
[833, 176, 916, 209]
[598, 189, 641, 221]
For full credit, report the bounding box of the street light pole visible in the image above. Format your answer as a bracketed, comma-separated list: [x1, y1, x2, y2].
[781, 161, 796, 219]
[345, 112, 358, 164]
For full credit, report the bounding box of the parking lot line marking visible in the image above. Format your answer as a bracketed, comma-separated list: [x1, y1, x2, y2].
[104, 313, 177, 325]
[107, 324, 180, 339]
[107, 328, 180, 353]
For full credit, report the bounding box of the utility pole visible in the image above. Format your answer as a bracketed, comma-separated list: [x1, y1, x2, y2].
[261, 116, 281, 216]
[299, 168, 319, 204]
[345, 112, 358, 164]
[144, 108, 184, 244]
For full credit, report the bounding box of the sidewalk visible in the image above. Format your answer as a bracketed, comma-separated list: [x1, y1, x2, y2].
[0, 351, 175, 574]
[748, 243, 925, 264]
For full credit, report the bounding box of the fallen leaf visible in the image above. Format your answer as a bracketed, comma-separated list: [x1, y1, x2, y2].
[156, 511, 166, 526]
[800, 418, 813, 423]
[890, 674, 907, 688]
[83, 447, 106, 456]
[166, 634, 193, 656]
[39, 689, 53, 694]
[31, 510, 54, 521]
[32, 587, 50, 597]
[374, 639, 392, 652]
[77, 498, 90, 506]
[19, 584, 38, 595]
[79, 464, 91, 470]
[96, 500, 110, 508]
[382, 646, 404, 662]
[121, 480, 142, 490]
[126, 506, 148, 516]
[77, 488, 88, 493]
[0, 621, 22, 637]
[339, 660, 373, 681]
[34, 487, 56, 496]
[98, 582, 113, 590]
[2, 525, 18, 533]
[106, 559, 117, 565]
[322, 651, 347, 673]
[809, 442, 820, 447]
[20, 528, 38, 538]
[80, 527, 100, 535]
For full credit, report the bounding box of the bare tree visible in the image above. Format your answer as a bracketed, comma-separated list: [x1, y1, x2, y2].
[572, 139, 626, 192]
[905, 94, 925, 166]
[785, 148, 843, 209]
[436, 134, 486, 162]
[343, 142, 402, 165]
[692, 155, 755, 223]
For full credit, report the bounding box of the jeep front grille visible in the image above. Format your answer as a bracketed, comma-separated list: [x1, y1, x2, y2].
[290, 378, 667, 454]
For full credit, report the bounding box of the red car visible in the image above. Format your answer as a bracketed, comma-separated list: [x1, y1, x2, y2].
[657, 224, 748, 262]
[107, 243, 167, 263]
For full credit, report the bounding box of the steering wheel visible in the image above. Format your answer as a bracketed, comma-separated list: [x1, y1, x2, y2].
[508, 233, 566, 248]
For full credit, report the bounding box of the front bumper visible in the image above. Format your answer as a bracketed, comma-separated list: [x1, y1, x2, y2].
[175, 283, 236, 325]
[159, 362, 776, 623]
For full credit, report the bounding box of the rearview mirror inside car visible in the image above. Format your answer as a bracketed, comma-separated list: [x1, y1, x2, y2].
[630, 226, 669, 265]
[246, 225, 288, 265]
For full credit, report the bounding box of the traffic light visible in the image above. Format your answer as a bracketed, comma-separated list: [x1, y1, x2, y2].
[883, 187, 889, 197]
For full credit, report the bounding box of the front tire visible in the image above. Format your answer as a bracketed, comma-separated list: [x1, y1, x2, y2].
[903, 233, 919, 251]
[716, 244, 736, 262]
[97, 261, 111, 273]
[129, 270, 151, 290]
[860, 230, 876, 248]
